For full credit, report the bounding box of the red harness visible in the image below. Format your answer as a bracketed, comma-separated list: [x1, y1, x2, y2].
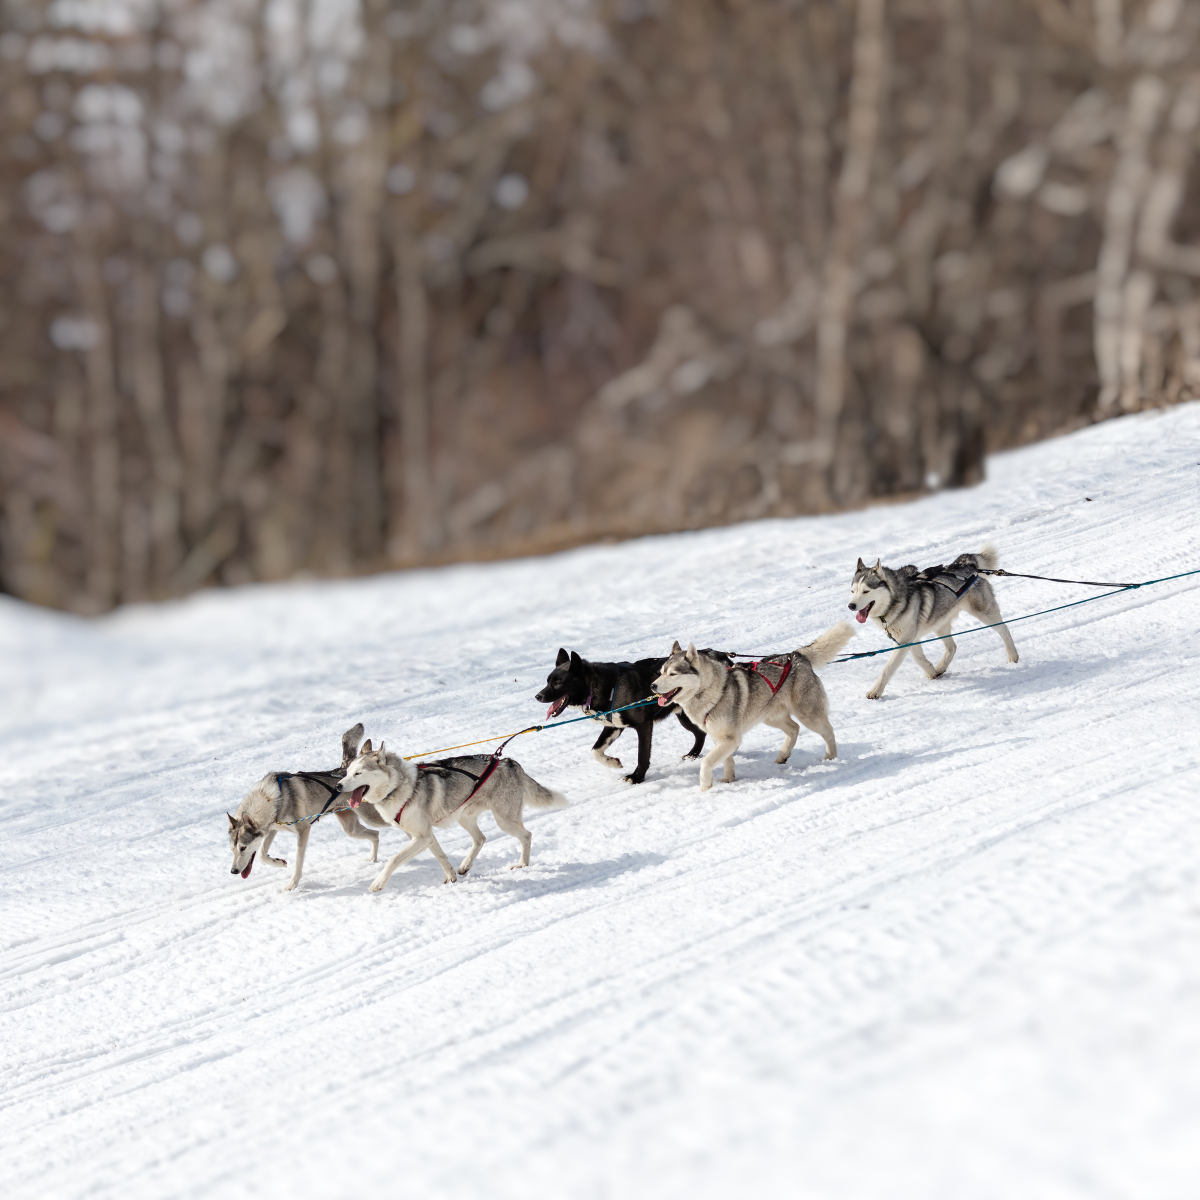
[704, 657, 792, 726]
[744, 657, 791, 694]
[394, 752, 504, 825]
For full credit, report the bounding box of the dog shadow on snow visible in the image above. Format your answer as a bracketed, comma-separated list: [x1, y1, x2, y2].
[851, 646, 1130, 703]
[704, 742, 961, 796]
[289, 849, 669, 900]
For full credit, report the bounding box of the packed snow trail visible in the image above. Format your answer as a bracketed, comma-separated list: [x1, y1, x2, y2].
[2, 405, 1199, 1200]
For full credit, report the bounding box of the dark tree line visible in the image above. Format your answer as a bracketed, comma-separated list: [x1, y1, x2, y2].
[1, 0, 1198, 612]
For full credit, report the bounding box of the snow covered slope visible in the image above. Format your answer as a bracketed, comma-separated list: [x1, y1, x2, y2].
[2, 405, 1199, 1200]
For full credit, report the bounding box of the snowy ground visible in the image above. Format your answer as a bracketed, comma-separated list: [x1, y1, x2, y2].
[2, 404, 1199, 1200]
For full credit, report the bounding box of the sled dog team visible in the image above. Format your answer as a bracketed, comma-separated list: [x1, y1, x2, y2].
[229, 545, 1020, 893]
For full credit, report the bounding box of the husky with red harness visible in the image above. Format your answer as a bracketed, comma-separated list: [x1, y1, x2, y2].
[338, 741, 568, 893]
[651, 624, 854, 791]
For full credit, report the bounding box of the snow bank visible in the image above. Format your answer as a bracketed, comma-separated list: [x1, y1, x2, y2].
[2, 404, 1199, 1198]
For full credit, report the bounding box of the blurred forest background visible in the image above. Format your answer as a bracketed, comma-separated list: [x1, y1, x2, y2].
[2, 0, 1199, 613]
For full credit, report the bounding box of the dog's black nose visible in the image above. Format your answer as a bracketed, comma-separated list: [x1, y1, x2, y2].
[848, 603, 856, 610]
[230, 865, 239, 874]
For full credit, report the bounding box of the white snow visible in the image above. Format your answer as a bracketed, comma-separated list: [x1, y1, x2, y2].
[2, 404, 1199, 1199]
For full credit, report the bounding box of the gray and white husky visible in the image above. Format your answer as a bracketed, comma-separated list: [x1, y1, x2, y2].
[228, 724, 386, 890]
[847, 544, 1019, 699]
[338, 743, 568, 893]
[650, 624, 854, 791]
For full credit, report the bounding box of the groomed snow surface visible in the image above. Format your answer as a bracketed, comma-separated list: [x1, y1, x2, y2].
[3, 405, 1199, 1199]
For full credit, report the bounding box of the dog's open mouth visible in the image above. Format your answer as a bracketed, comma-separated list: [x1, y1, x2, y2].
[348, 785, 368, 809]
[546, 696, 568, 720]
[855, 601, 874, 624]
[239, 852, 255, 880]
[657, 687, 681, 706]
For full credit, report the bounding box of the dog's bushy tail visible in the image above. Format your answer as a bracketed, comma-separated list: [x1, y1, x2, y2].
[977, 542, 998, 570]
[798, 621, 855, 670]
[519, 767, 570, 810]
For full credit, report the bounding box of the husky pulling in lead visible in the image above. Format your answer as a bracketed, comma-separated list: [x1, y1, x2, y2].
[338, 743, 568, 892]
[847, 544, 1019, 699]
[651, 623, 854, 791]
[535, 649, 710, 783]
[228, 724, 386, 890]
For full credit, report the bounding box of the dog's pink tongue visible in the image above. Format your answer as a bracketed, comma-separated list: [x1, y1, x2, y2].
[350, 785, 367, 809]
[657, 694, 671, 706]
[855, 609, 868, 624]
[546, 699, 564, 719]
[240, 852, 255, 880]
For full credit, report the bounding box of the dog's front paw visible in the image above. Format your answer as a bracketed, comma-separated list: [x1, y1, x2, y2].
[866, 687, 883, 699]
[264, 856, 287, 868]
[509, 862, 526, 871]
[682, 750, 702, 760]
[281, 880, 299, 892]
[775, 753, 791, 765]
[623, 772, 646, 785]
[368, 875, 387, 892]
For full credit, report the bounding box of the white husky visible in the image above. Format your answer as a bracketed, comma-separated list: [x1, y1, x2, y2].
[339, 743, 568, 893]
[847, 544, 1019, 698]
[650, 624, 854, 791]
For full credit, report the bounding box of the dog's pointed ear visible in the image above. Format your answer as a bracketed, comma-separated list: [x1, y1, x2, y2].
[856, 557, 865, 571]
[686, 642, 697, 660]
[671, 639, 681, 653]
[378, 741, 386, 758]
[569, 651, 584, 669]
[873, 558, 881, 569]
[227, 812, 236, 827]
[556, 647, 569, 666]
[361, 738, 372, 755]
[341, 722, 364, 762]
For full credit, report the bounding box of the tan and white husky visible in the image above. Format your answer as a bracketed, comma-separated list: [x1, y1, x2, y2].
[651, 624, 854, 791]
[338, 743, 568, 893]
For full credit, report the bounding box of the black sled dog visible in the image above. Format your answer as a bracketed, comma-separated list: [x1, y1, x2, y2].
[535, 648, 714, 784]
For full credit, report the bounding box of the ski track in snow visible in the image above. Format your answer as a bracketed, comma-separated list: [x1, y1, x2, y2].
[2, 405, 1199, 1199]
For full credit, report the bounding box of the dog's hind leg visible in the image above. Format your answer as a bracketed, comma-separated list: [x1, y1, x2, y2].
[491, 809, 532, 869]
[676, 711, 706, 759]
[334, 809, 380, 862]
[981, 600, 1019, 662]
[370, 835, 433, 893]
[764, 712, 800, 764]
[456, 813, 487, 875]
[969, 588, 1019, 663]
[282, 823, 311, 891]
[625, 722, 654, 784]
[592, 725, 624, 770]
[260, 829, 287, 868]
[867, 647, 910, 699]
[797, 711, 837, 760]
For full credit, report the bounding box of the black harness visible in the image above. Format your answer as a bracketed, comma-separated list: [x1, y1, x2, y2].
[587, 662, 636, 719]
[911, 565, 980, 599]
[276, 771, 342, 818]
